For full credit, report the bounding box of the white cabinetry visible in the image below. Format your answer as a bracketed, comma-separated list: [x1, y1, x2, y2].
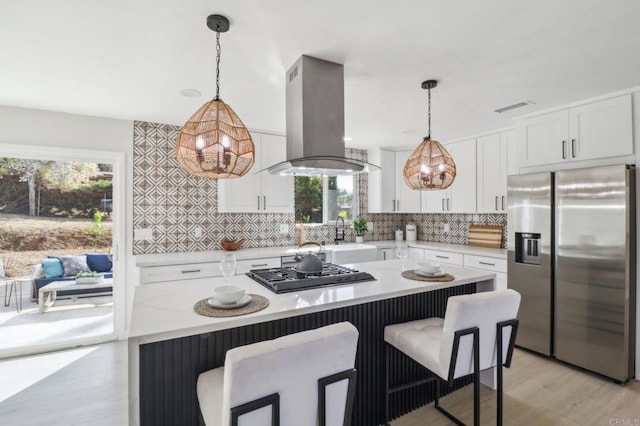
[421, 138, 477, 213]
[423, 249, 463, 266]
[236, 257, 281, 274]
[463, 254, 507, 290]
[378, 248, 396, 261]
[368, 149, 421, 213]
[407, 247, 424, 260]
[477, 130, 514, 213]
[218, 132, 293, 213]
[518, 94, 633, 168]
[140, 262, 221, 284]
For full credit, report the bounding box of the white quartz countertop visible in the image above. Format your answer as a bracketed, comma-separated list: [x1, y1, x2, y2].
[135, 241, 505, 267]
[129, 258, 495, 343]
[368, 240, 507, 258]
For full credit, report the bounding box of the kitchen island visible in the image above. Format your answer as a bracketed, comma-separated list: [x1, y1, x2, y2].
[128, 259, 496, 425]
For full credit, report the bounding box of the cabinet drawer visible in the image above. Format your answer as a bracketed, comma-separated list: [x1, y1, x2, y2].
[140, 262, 221, 284]
[408, 247, 425, 260]
[464, 254, 507, 273]
[424, 250, 463, 266]
[236, 257, 281, 274]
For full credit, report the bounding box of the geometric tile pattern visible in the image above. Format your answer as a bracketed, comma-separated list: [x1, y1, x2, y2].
[132, 120, 507, 254]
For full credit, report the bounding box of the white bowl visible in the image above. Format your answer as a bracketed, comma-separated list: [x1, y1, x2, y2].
[416, 261, 442, 274]
[213, 285, 245, 304]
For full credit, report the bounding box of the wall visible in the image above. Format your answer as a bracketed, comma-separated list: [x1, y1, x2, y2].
[132, 120, 507, 252]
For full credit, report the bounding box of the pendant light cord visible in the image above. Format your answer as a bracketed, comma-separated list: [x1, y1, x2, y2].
[427, 86, 431, 140]
[215, 28, 221, 100]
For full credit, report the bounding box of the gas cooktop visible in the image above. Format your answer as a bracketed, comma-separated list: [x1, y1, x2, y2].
[246, 263, 376, 294]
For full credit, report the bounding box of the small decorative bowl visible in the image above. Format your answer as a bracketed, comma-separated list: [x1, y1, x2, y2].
[417, 261, 442, 274]
[221, 239, 243, 251]
[213, 285, 245, 304]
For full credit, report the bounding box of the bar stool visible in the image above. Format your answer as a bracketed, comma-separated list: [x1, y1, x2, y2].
[384, 289, 521, 426]
[197, 322, 359, 425]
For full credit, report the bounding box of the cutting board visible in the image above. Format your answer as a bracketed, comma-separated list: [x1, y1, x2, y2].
[467, 224, 503, 248]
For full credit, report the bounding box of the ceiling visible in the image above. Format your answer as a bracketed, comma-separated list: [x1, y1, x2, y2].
[2, 0, 640, 149]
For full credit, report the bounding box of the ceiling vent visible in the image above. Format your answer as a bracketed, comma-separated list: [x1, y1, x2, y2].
[494, 100, 535, 114]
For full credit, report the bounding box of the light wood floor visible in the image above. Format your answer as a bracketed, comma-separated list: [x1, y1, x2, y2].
[394, 349, 640, 426]
[0, 342, 638, 425]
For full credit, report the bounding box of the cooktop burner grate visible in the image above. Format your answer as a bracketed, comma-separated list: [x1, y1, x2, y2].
[246, 263, 376, 294]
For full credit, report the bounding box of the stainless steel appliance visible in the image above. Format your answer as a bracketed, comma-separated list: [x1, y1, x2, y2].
[507, 164, 636, 381]
[247, 263, 375, 294]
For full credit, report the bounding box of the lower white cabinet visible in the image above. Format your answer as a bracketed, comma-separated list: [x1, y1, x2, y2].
[378, 248, 396, 261]
[408, 247, 424, 260]
[236, 257, 281, 274]
[463, 254, 507, 290]
[423, 249, 463, 266]
[140, 262, 221, 284]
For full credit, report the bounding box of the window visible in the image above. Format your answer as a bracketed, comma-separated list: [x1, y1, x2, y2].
[295, 175, 356, 224]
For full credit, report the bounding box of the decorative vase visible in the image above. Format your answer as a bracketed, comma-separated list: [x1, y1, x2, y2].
[355, 236, 364, 243]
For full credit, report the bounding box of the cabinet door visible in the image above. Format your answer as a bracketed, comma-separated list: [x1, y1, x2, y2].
[421, 188, 447, 213]
[408, 247, 424, 260]
[518, 110, 569, 167]
[395, 150, 421, 213]
[261, 133, 294, 212]
[218, 132, 262, 213]
[447, 138, 477, 213]
[376, 150, 397, 213]
[477, 133, 502, 213]
[378, 248, 396, 261]
[569, 94, 633, 161]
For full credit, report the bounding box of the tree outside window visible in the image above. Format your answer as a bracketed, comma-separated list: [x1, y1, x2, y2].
[295, 175, 356, 224]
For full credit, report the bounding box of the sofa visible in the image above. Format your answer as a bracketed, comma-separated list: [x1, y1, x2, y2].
[32, 253, 113, 300]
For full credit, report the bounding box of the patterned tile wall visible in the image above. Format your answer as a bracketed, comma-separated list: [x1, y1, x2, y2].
[132, 120, 506, 254]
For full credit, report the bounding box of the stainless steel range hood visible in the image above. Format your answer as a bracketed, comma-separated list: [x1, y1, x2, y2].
[266, 55, 379, 176]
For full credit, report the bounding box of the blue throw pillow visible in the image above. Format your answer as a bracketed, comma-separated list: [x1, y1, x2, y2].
[86, 253, 113, 273]
[41, 258, 64, 278]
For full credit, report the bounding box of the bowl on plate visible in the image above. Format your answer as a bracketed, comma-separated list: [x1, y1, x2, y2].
[416, 261, 442, 274]
[213, 285, 245, 304]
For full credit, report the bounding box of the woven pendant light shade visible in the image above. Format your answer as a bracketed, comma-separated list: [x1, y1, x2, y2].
[176, 99, 255, 179]
[403, 138, 457, 190]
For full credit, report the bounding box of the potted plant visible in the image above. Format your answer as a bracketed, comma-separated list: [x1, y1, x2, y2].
[75, 271, 104, 284]
[353, 217, 368, 243]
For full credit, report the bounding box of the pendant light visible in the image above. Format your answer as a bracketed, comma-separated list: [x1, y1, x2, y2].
[176, 15, 255, 179]
[403, 80, 456, 190]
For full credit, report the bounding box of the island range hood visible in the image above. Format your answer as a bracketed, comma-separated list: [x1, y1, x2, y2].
[266, 55, 379, 176]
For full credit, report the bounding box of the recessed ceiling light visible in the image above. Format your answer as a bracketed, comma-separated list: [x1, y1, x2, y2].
[180, 89, 202, 98]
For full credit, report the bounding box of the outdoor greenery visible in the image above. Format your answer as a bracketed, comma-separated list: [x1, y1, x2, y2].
[0, 157, 112, 218]
[295, 176, 323, 223]
[86, 211, 106, 247]
[295, 175, 355, 223]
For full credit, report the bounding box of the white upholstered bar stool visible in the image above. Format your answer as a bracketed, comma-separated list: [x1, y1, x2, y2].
[384, 289, 521, 426]
[197, 322, 359, 426]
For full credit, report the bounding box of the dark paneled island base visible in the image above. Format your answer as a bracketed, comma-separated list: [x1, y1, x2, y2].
[139, 283, 476, 425]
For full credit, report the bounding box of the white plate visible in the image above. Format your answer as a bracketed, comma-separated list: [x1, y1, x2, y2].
[207, 294, 252, 309]
[414, 270, 445, 277]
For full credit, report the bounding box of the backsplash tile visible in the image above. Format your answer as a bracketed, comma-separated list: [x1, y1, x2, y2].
[132, 121, 507, 254]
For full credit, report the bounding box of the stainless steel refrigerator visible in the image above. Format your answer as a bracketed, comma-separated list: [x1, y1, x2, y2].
[507, 164, 636, 382]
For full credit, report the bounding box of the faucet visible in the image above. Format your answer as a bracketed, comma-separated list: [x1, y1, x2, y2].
[334, 216, 345, 244]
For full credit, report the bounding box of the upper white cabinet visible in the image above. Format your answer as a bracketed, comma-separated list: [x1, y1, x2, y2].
[518, 94, 633, 168]
[477, 130, 515, 213]
[218, 132, 294, 213]
[368, 149, 421, 213]
[421, 138, 477, 213]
